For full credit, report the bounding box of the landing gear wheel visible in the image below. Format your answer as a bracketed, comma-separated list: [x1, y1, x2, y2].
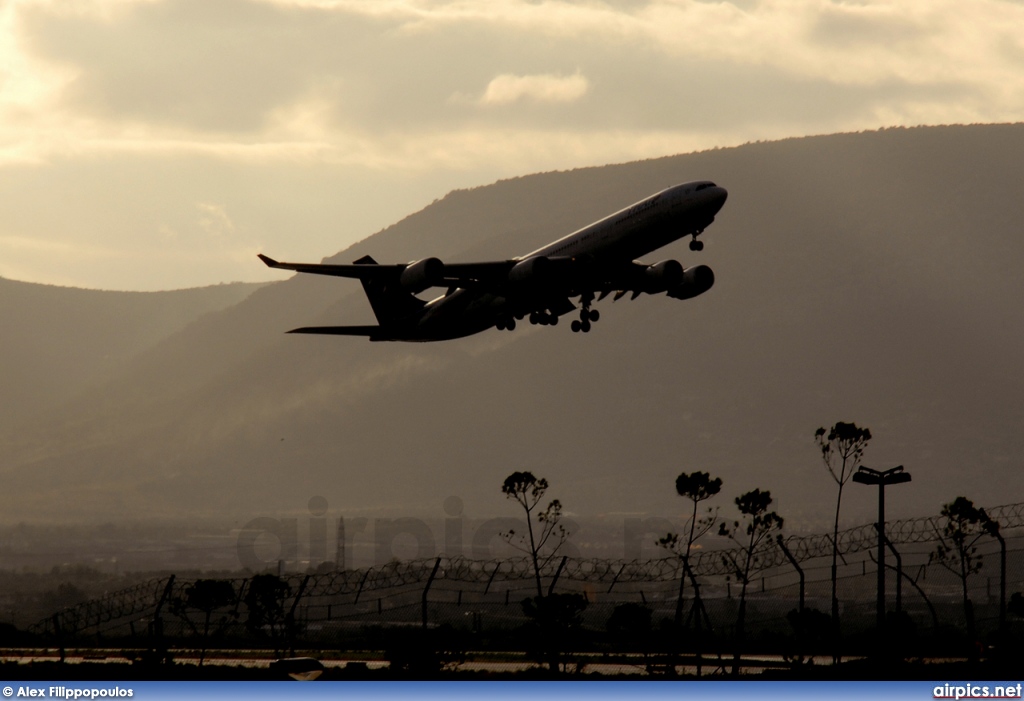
[571, 320, 581, 333]
[529, 312, 540, 325]
[689, 239, 704, 252]
[507, 319, 516, 331]
[588, 309, 600, 322]
[496, 319, 506, 331]
[549, 314, 558, 326]
[581, 319, 591, 333]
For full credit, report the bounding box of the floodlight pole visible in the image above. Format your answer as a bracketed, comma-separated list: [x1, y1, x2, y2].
[852, 465, 911, 631]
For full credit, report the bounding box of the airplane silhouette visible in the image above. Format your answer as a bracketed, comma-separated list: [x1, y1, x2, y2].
[259, 181, 727, 341]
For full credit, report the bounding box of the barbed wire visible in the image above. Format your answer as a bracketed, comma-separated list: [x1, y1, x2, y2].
[30, 501, 1024, 638]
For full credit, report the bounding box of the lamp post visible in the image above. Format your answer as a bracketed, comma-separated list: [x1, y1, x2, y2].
[852, 465, 911, 631]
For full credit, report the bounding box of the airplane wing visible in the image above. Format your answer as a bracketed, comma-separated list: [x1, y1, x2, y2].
[259, 253, 514, 288]
[260, 251, 589, 290]
[261, 253, 711, 300]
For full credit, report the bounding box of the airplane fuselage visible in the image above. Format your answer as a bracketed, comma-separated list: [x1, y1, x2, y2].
[402, 182, 727, 341]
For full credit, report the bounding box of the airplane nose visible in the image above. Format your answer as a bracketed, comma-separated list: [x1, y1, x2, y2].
[708, 186, 728, 214]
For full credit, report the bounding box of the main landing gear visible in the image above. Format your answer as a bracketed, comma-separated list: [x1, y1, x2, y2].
[571, 293, 600, 333]
[501, 295, 603, 334]
[529, 310, 558, 326]
[689, 229, 705, 252]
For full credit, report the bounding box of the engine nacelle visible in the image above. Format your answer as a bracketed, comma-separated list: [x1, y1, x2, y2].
[666, 265, 714, 300]
[643, 259, 684, 293]
[399, 257, 445, 292]
[508, 256, 551, 284]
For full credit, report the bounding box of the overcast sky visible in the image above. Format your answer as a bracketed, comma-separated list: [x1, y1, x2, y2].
[2, 0, 1023, 290]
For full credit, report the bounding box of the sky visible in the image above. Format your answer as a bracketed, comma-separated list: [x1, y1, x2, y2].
[1, 0, 1023, 291]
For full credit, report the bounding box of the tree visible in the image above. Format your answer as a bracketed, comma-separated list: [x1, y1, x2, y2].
[658, 471, 721, 630]
[244, 574, 291, 656]
[930, 496, 995, 649]
[172, 579, 237, 666]
[1009, 592, 1024, 619]
[500, 471, 570, 599]
[521, 592, 589, 672]
[815, 421, 871, 655]
[607, 603, 654, 668]
[41, 583, 87, 613]
[718, 488, 784, 676]
[500, 471, 582, 673]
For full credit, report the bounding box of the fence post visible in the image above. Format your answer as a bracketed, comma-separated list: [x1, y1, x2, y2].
[776, 535, 804, 613]
[547, 556, 568, 596]
[52, 614, 65, 664]
[607, 563, 627, 594]
[353, 569, 370, 604]
[422, 558, 441, 629]
[286, 575, 310, 655]
[992, 526, 1006, 633]
[484, 561, 501, 595]
[148, 575, 175, 665]
[879, 533, 903, 615]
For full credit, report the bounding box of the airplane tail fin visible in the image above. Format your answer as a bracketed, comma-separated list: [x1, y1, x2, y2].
[353, 255, 427, 325]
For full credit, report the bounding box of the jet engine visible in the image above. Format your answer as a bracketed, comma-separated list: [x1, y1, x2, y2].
[399, 257, 445, 292]
[507, 256, 551, 284]
[643, 259, 684, 293]
[666, 265, 715, 300]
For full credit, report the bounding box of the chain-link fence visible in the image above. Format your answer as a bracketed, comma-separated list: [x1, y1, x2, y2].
[29, 503, 1024, 660]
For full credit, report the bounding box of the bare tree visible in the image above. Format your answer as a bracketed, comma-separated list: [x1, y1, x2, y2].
[501, 471, 582, 673]
[815, 421, 871, 655]
[931, 496, 995, 649]
[718, 488, 784, 677]
[500, 471, 569, 599]
[658, 471, 722, 629]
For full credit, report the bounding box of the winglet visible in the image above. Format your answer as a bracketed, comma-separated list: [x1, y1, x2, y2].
[258, 253, 281, 268]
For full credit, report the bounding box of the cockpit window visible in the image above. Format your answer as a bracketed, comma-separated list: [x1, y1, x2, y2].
[695, 182, 716, 191]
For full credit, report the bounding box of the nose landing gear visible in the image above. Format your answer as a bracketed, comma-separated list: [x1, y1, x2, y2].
[689, 229, 705, 252]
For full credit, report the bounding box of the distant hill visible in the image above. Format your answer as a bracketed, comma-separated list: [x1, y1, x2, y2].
[0, 279, 265, 425]
[1, 124, 1022, 531]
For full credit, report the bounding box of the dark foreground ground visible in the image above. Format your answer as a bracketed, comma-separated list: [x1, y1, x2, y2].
[2, 656, 1021, 681]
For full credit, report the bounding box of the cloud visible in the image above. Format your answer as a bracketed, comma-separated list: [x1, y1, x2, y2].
[196, 202, 236, 238]
[3, 0, 1024, 289]
[475, 72, 589, 106]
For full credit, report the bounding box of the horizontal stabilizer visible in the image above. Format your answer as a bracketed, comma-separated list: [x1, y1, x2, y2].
[258, 253, 402, 279]
[287, 326, 383, 337]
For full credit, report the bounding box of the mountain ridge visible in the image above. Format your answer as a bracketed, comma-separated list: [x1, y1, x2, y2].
[2, 124, 1022, 530]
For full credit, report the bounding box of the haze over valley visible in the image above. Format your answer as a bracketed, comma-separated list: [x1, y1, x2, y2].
[1, 125, 1023, 569]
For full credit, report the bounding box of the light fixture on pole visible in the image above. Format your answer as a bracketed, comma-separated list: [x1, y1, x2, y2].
[852, 465, 911, 631]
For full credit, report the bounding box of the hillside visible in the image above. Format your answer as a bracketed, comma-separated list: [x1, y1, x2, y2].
[1, 124, 1022, 531]
[0, 279, 265, 426]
